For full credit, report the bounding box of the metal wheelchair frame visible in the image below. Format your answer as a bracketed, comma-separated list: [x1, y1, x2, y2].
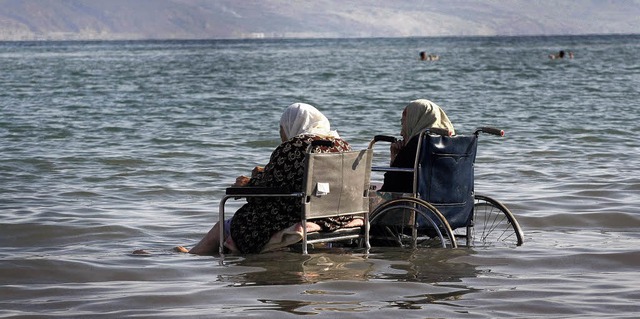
[367, 127, 524, 249]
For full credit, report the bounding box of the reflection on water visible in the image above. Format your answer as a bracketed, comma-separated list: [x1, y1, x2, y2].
[220, 248, 479, 287]
[220, 251, 375, 286]
[371, 248, 480, 284]
[213, 247, 481, 316]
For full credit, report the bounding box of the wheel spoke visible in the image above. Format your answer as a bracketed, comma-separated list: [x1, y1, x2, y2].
[472, 195, 524, 247]
[369, 197, 456, 249]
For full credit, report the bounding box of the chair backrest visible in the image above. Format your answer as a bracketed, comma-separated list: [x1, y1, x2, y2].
[302, 149, 373, 219]
[415, 133, 478, 229]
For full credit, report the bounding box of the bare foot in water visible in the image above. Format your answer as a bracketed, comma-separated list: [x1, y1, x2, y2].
[173, 246, 189, 253]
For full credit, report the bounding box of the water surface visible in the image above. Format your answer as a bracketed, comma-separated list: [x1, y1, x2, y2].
[1, 35, 639, 318]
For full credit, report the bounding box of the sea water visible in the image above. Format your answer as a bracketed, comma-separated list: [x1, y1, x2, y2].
[1, 35, 639, 318]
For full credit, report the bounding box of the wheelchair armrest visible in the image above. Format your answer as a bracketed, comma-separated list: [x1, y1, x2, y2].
[371, 166, 414, 173]
[225, 187, 293, 195]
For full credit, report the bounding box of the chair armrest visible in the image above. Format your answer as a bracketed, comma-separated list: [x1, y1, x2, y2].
[371, 166, 414, 172]
[225, 187, 294, 195]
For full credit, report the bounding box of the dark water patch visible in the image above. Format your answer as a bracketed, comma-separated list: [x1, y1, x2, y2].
[133, 187, 218, 199]
[244, 139, 280, 148]
[149, 137, 213, 147]
[492, 248, 640, 273]
[98, 157, 150, 167]
[102, 126, 138, 133]
[157, 151, 205, 159]
[6, 157, 57, 173]
[60, 191, 101, 198]
[81, 175, 127, 183]
[522, 212, 640, 229]
[1, 223, 145, 249]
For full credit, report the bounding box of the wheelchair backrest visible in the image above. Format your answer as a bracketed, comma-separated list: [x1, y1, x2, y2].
[302, 149, 373, 219]
[416, 133, 478, 228]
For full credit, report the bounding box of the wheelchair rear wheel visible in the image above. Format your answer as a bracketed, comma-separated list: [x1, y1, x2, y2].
[369, 197, 457, 249]
[459, 194, 524, 247]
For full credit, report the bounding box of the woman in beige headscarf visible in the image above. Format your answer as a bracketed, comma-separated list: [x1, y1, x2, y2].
[186, 103, 355, 255]
[380, 99, 455, 193]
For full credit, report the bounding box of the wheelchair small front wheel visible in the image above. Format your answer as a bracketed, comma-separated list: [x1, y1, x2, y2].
[471, 194, 524, 247]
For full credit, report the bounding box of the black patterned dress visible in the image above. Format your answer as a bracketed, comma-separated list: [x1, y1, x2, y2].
[229, 134, 353, 253]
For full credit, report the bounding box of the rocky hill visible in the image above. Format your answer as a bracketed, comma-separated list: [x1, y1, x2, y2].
[0, 0, 638, 41]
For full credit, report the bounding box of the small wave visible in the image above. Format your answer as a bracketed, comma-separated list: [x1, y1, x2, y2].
[520, 211, 640, 229]
[157, 151, 204, 159]
[98, 157, 150, 167]
[244, 139, 279, 148]
[102, 126, 137, 133]
[60, 191, 100, 197]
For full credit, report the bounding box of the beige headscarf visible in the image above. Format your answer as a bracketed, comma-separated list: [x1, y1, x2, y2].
[401, 99, 455, 140]
[279, 103, 340, 140]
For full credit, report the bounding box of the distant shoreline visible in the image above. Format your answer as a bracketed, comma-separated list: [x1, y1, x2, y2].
[0, 33, 638, 43]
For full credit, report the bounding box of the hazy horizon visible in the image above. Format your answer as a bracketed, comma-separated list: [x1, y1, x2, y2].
[0, 0, 638, 41]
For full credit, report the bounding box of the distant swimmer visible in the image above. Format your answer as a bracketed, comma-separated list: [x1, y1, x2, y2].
[549, 50, 566, 59]
[549, 50, 574, 59]
[420, 51, 439, 61]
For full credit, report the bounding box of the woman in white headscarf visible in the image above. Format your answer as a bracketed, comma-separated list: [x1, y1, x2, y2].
[187, 103, 354, 255]
[380, 99, 455, 193]
[279, 102, 340, 141]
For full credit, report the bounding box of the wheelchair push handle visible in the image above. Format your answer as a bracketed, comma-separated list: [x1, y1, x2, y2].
[425, 127, 452, 136]
[475, 127, 505, 137]
[371, 128, 452, 149]
[373, 135, 398, 143]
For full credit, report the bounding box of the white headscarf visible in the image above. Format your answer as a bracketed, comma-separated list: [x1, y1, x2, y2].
[279, 103, 340, 140]
[402, 99, 455, 140]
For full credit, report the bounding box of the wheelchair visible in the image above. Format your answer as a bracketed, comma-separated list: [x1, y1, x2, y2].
[367, 127, 524, 249]
[219, 140, 373, 255]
